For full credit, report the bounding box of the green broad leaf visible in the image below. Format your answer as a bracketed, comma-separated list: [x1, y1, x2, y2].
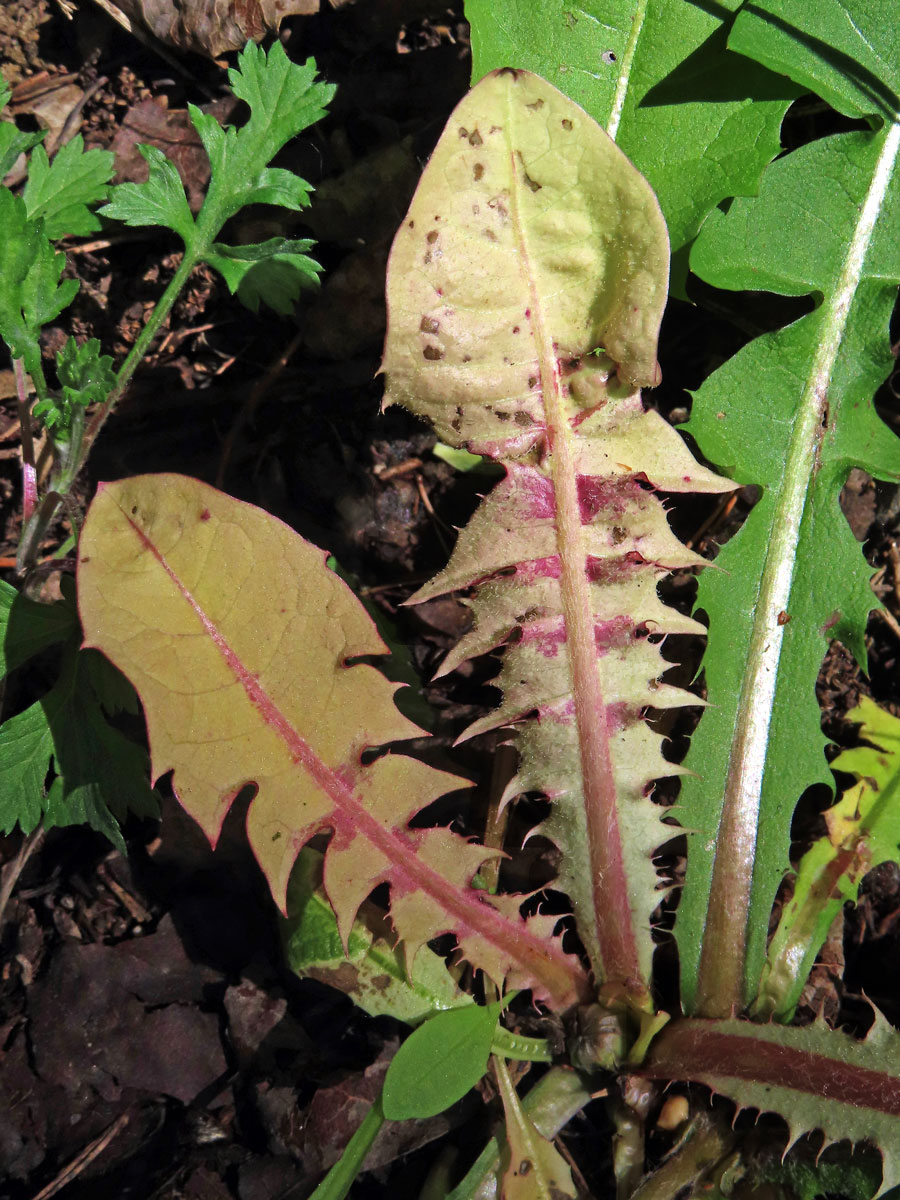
[203, 238, 322, 314]
[676, 114, 900, 1015]
[0, 643, 158, 847]
[638, 1013, 900, 1194]
[22, 137, 116, 239]
[754, 698, 900, 1021]
[381, 999, 504, 1121]
[730, 0, 900, 123]
[0, 81, 45, 179]
[0, 189, 78, 388]
[465, 0, 798, 280]
[33, 336, 116, 439]
[0, 579, 77, 677]
[283, 847, 472, 1025]
[98, 143, 196, 245]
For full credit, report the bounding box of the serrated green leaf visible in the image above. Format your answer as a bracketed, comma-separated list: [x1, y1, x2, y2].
[0, 579, 77, 677]
[98, 43, 331, 319]
[0, 76, 45, 176]
[0, 701, 53, 834]
[381, 1000, 503, 1120]
[755, 698, 900, 1021]
[23, 137, 115, 239]
[98, 143, 195, 244]
[283, 847, 472, 1025]
[676, 116, 900, 1015]
[203, 238, 321, 314]
[465, 0, 798, 284]
[190, 42, 334, 227]
[638, 1013, 900, 1195]
[0, 643, 157, 846]
[730, 0, 900, 123]
[0, 189, 78, 388]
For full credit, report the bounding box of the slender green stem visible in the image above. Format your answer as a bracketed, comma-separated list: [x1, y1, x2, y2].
[82, 248, 200, 459]
[307, 1093, 386, 1200]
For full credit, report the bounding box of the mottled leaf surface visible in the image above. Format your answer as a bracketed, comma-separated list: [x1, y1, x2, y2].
[383, 70, 732, 1000]
[78, 474, 587, 1008]
[677, 53, 900, 1015]
[465, 0, 797, 276]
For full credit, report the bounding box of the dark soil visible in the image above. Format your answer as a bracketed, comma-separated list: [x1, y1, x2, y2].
[2, 4, 900, 1198]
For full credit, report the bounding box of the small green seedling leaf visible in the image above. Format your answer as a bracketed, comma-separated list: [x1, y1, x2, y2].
[33, 337, 116, 440]
[431, 443, 490, 473]
[22, 137, 115, 239]
[382, 999, 504, 1120]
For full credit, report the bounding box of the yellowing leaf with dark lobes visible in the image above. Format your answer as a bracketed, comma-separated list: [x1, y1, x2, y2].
[383, 69, 735, 1004]
[77, 475, 588, 1010]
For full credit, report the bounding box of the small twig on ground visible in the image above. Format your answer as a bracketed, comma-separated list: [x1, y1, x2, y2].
[0, 826, 45, 929]
[28, 1112, 130, 1200]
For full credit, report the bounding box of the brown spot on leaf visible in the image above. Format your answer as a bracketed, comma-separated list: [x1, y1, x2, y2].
[469, 129, 483, 147]
[519, 1160, 532, 1175]
[526, 99, 545, 111]
[490, 124, 502, 134]
[484, 229, 498, 241]
[562, 118, 573, 130]
[200, 509, 211, 521]
[602, 50, 617, 63]
[512, 325, 520, 334]
[528, 376, 538, 389]
[524, 172, 541, 192]
[612, 526, 627, 544]
[777, 610, 791, 625]
[423, 346, 443, 361]
[472, 203, 481, 215]
[420, 316, 439, 333]
[408, 219, 415, 228]
[498, 67, 521, 79]
[473, 163, 484, 181]
[514, 412, 534, 426]
[426, 230, 439, 244]
[459, 126, 468, 139]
